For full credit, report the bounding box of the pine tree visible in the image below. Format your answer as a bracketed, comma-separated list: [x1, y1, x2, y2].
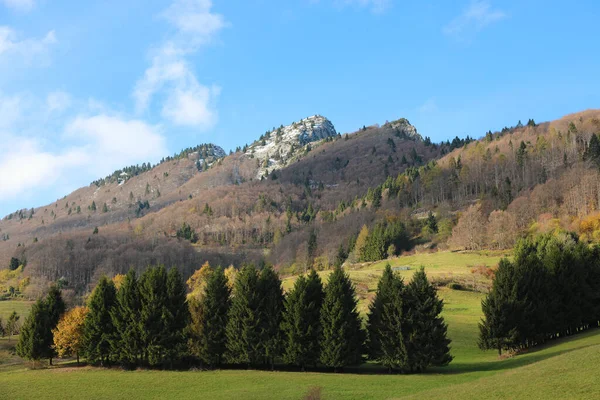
[335, 243, 346, 268]
[585, 134, 600, 166]
[83, 277, 117, 366]
[45, 286, 66, 329]
[258, 265, 284, 369]
[110, 269, 142, 367]
[320, 266, 364, 371]
[5, 311, 20, 342]
[44, 285, 65, 365]
[307, 230, 318, 270]
[165, 267, 189, 367]
[282, 270, 324, 370]
[425, 212, 438, 234]
[198, 267, 231, 367]
[226, 264, 262, 367]
[366, 264, 407, 372]
[138, 266, 169, 366]
[16, 299, 51, 365]
[404, 268, 452, 372]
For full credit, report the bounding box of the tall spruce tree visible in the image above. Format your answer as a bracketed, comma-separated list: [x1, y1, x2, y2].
[404, 268, 452, 372]
[110, 269, 142, 367]
[282, 269, 324, 370]
[138, 266, 169, 366]
[43, 285, 65, 365]
[258, 265, 284, 369]
[83, 277, 117, 366]
[226, 264, 262, 367]
[366, 264, 407, 372]
[165, 267, 189, 368]
[198, 266, 231, 367]
[16, 299, 51, 365]
[319, 266, 364, 371]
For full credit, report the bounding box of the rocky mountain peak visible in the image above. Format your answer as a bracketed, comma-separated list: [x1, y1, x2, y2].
[383, 118, 422, 141]
[246, 115, 337, 178]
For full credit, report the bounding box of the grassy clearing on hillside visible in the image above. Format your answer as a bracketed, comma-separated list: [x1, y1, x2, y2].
[1, 289, 599, 400]
[282, 251, 506, 314]
[0, 300, 32, 320]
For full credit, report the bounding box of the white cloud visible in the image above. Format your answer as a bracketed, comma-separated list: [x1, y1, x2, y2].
[64, 115, 167, 174]
[0, 0, 35, 12]
[0, 26, 57, 64]
[0, 139, 86, 201]
[162, 0, 227, 41]
[133, 0, 225, 129]
[0, 93, 168, 203]
[162, 84, 220, 127]
[443, 1, 506, 38]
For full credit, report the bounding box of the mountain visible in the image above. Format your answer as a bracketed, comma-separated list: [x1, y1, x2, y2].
[245, 115, 338, 179]
[3, 109, 600, 297]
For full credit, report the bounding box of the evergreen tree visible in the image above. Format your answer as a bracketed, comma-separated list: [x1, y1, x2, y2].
[366, 264, 407, 372]
[371, 186, 382, 209]
[165, 267, 190, 367]
[258, 265, 284, 369]
[198, 267, 231, 367]
[44, 285, 65, 365]
[45, 285, 66, 330]
[334, 243, 346, 268]
[319, 266, 364, 371]
[425, 212, 438, 234]
[307, 230, 317, 270]
[585, 134, 600, 166]
[404, 268, 452, 372]
[5, 311, 19, 342]
[282, 270, 324, 370]
[110, 269, 142, 367]
[226, 264, 262, 366]
[16, 299, 51, 364]
[83, 277, 117, 366]
[138, 266, 169, 366]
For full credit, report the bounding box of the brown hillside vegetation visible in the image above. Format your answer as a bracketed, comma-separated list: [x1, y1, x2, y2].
[2, 110, 600, 294]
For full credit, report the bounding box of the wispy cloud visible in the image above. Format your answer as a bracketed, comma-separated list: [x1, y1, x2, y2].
[134, 0, 226, 129]
[443, 1, 506, 39]
[417, 98, 438, 114]
[0, 0, 35, 12]
[0, 27, 57, 65]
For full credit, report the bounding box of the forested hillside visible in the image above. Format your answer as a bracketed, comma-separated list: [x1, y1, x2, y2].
[2, 110, 600, 295]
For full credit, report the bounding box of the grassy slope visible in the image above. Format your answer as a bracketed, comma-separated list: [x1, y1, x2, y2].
[0, 300, 32, 320]
[0, 252, 598, 399]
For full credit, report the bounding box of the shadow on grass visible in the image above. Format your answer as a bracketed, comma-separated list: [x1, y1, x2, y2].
[431, 328, 600, 375]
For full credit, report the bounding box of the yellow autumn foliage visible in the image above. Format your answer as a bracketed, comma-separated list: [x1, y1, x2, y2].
[53, 306, 88, 359]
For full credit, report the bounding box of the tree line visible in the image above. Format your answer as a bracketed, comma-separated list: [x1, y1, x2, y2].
[479, 233, 600, 355]
[17, 264, 452, 373]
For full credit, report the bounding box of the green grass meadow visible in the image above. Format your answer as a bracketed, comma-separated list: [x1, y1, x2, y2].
[1, 251, 599, 400]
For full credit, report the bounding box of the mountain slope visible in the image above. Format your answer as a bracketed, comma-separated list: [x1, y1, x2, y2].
[3, 110, 600, 294]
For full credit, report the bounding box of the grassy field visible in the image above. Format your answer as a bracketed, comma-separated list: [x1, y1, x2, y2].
[0, 251, 599, 399]
[0, 299, 33, 320]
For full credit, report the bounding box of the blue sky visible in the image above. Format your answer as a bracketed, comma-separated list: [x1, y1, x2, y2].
[0, 0, 599, 216]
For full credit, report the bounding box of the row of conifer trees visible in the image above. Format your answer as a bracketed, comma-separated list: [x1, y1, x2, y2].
[17, 263, 452, 373]
[479, 232, 600, 355]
